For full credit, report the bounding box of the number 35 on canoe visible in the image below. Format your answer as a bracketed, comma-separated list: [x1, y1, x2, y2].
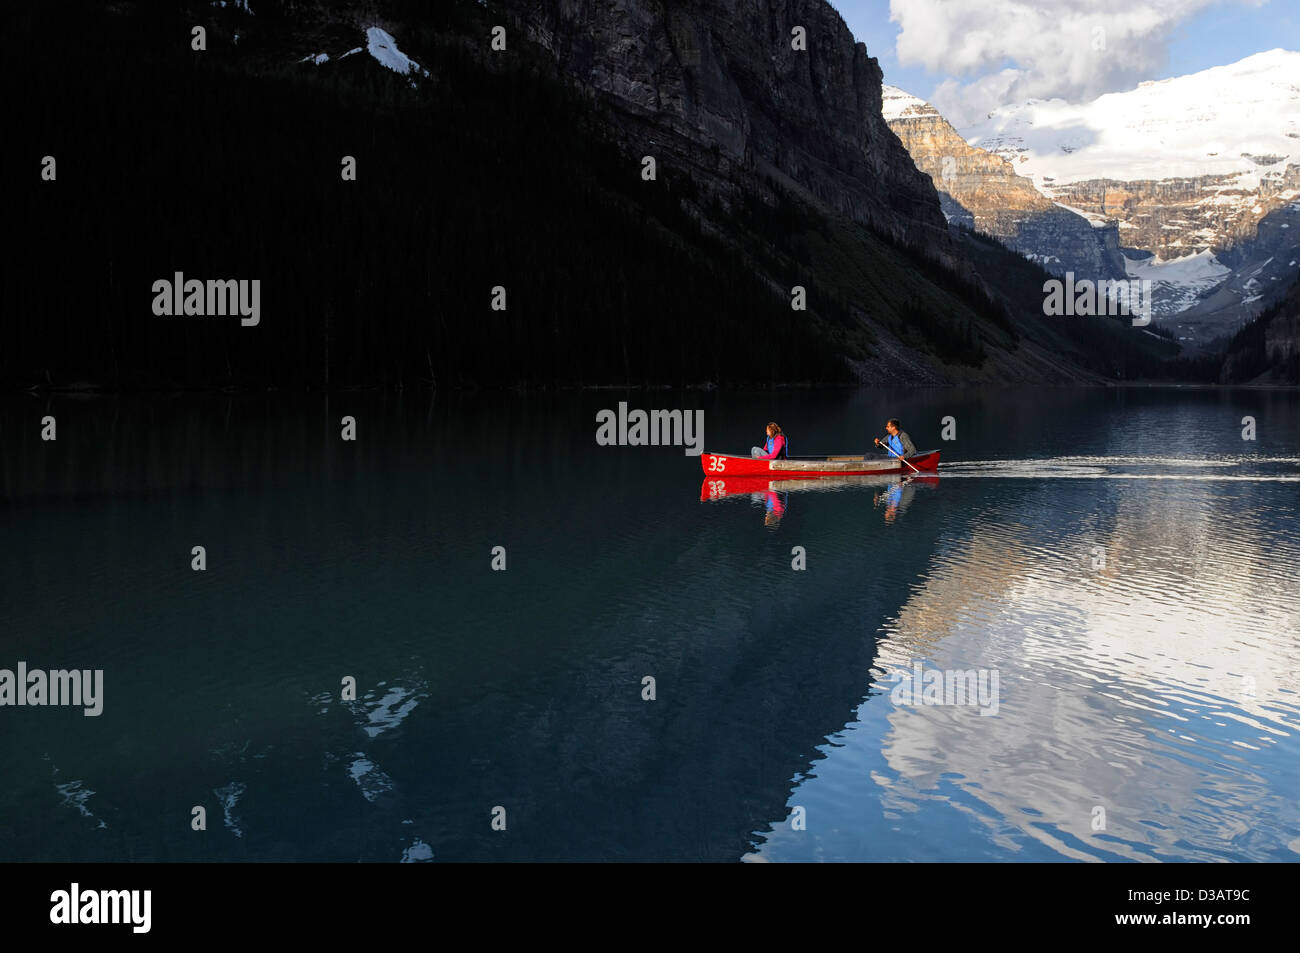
[700, 450, 940, 478]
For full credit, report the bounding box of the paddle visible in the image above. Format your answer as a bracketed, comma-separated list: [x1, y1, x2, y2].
[876, 437, 922, 474]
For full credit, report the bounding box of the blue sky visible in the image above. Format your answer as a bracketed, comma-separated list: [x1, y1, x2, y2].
[831, 0, 1298, 122]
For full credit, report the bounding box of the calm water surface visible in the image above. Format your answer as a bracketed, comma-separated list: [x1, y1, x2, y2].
[1, 387, 1298, 861]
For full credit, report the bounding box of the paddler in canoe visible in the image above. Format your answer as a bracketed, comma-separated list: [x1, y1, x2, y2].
[750, 422, 789, 459]
[873, 418, 916, 461]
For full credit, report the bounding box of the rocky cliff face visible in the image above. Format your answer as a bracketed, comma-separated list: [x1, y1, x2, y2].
[1046, 166, 1300, 344]
[1168, 200, 1300, 345]
[882, 85, 1126, 280]
[83, 0, 1186, 385]
[1046, 163, 1300, 261]
[502, 0, 954, 261]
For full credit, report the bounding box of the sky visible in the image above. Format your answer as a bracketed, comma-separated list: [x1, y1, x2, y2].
[831, 0, 1299, 127]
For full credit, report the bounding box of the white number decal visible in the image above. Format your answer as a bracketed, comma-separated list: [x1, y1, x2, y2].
[709, 480, 726, 497]
[707, 456, 726, 472]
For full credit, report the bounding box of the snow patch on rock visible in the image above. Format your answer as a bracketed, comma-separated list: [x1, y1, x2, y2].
[366, 27, 429, 78]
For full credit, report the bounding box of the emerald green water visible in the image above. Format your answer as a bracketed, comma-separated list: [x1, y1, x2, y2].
[2, 387, 1298, 861]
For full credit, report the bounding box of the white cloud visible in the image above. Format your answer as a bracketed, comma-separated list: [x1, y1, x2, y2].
[890, 0, 1262, 126]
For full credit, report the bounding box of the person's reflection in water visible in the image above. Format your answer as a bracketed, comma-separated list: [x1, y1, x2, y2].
[751, 487, 787, 528]
[874, 477, 918, 522]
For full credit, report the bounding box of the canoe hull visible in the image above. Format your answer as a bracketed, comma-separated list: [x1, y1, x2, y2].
[699, 449, 940, 478]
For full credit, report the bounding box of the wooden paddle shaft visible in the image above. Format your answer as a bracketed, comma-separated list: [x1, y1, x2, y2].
[879, 438, 922, 474]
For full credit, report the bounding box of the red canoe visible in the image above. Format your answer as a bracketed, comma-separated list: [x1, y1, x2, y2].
[699, 449, 940, 478]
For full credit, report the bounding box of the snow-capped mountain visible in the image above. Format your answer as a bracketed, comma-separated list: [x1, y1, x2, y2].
[961, 49, 1300, 341]
[884, 51, 1299, 344]
[883, 84, 1128, 281]
[964, 49, 1299, 212]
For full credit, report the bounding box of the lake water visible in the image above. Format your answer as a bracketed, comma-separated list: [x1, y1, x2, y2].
[2, 387, 1298, 861]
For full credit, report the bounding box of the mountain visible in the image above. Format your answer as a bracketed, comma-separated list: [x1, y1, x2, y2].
[881, 85, 1127, 281]
[963, 49, 1300, 343]
[511, 0, 955, 264]
[6, 0, 1186, 390]
[1164, 200, 1300, 346]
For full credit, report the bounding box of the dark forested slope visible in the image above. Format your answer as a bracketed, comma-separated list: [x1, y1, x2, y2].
[5, 0, 1196, 389]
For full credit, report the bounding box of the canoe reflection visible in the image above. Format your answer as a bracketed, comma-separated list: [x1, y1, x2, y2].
[700, 473, 940, 525]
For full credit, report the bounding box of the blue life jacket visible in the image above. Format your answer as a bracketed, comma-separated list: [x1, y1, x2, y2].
[884, 434, 904, 457]
[766, 435, 788, 459]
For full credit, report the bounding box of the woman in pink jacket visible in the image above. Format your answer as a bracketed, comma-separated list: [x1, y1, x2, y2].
[751, 422, 788, 459]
